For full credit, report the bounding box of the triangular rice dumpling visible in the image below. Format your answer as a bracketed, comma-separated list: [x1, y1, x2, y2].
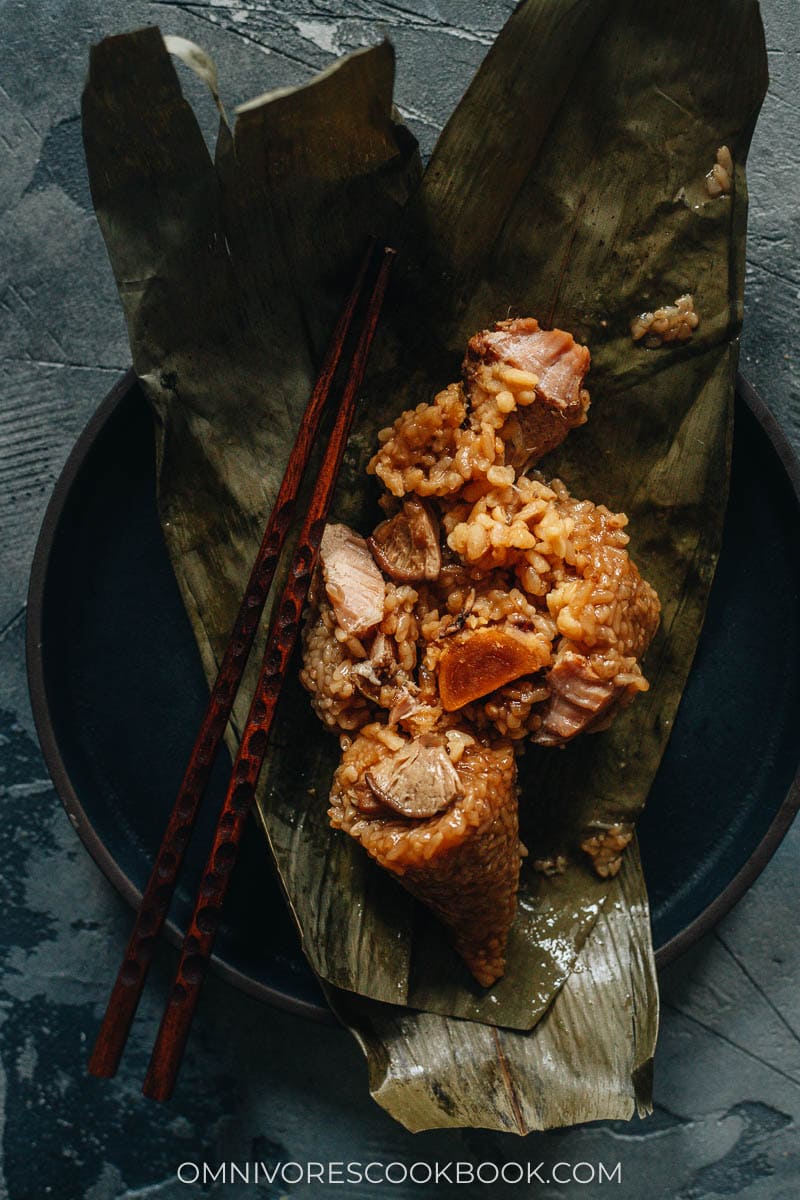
[329, 727, 520, 987]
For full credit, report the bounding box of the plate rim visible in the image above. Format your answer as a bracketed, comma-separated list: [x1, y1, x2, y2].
[653, 374, 800, 967]
[25, 369, 800, 1019]
[25, 369, 336, 1025]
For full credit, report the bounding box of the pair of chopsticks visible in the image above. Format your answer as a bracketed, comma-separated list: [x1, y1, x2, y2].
[88, 239, 396, 1101]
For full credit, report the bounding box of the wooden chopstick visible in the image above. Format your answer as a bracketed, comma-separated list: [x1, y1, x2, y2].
[142, 246, 396, 1102]
[88, 239, 378, 1081]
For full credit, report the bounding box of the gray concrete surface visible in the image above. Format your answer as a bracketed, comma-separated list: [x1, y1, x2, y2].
[0, 2, 798, 1197]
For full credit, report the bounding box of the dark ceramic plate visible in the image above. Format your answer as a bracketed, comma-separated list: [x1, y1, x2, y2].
[27, 373, 800, 1024]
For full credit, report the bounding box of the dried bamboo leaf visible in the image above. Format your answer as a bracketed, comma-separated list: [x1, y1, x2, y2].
[383, 4, 766, 1025]
[83, 28, 419, 698]
[162, 35, 229, 126]
[81, 0, 767, 1131]
[331, 841, 658, 1134]
[259, 0, 767, 1027]
[82, 25, 426, 1008]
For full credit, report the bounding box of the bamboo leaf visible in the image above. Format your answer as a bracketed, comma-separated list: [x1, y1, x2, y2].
[260, 0, 767, 1027]
[82, 0, 767, 1130]
[330, 842, 658, 1134]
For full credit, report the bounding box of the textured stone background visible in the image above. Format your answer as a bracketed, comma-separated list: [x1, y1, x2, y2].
[1, 2, 799, 1197]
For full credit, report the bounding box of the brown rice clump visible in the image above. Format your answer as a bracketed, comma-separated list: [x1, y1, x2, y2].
[631, 294, 699, 348]
[368, 348, 547, 499]
[303, 317, 659, 757]
[300, 584, 424, 732]
[300, 317, 661, 985]
[299, 598, 375, 731]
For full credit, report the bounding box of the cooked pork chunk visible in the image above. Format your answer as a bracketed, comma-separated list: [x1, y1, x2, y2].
[319, 523, 385, 636]
[533, 649, 626, 746]
[365, 734, 463, 818]
[466, 317, 591, 469]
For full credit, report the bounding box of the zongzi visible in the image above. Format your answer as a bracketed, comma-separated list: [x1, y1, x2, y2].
[301, 317, 661, 985]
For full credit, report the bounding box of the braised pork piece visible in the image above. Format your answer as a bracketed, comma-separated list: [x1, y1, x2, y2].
[300, 317, 660, 987]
